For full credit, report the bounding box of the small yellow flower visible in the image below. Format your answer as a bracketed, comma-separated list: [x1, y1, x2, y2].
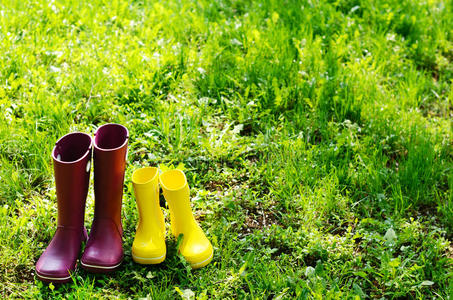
[272, 12, 279, 24]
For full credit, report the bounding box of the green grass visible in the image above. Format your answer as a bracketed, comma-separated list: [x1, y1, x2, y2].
[0, 0, 452, 298]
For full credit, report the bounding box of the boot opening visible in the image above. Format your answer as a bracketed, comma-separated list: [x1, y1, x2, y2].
[53, 133, 92, 162]
[95, 124, 128, 150]
[132, 167, 158, 185]
[159, 170, 187, 191]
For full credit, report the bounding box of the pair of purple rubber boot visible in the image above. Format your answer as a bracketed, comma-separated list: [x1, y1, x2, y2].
[35, 124, 128, 283]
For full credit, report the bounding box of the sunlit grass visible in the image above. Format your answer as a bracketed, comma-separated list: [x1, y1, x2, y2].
[0, 0, 452, 298]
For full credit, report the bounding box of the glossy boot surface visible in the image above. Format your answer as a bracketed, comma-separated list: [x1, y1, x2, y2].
[81, 124, 128, 272]
[159, 170, 213, 269]
[35, 132, 92, 283]
[131, 167, 166, 264]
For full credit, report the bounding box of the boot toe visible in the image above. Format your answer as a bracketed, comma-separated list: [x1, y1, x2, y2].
[81, 219, 123, 272]
[184, 245, 213, 269]
[35, 228, 82, 283]
[132, 236, 166, 261]
[81, 247, 123, 271]
[36, 255, 74, 282]
[132, 243, 166, 264]
[180, 233, 214, 269]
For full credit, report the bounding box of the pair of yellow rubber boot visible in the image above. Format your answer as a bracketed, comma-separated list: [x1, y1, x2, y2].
[131, 168, 213, 269]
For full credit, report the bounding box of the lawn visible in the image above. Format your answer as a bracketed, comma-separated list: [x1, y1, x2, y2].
[0, 0, 452, 298]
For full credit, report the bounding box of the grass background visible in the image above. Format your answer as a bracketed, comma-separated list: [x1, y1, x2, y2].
[0, 0, 452, 298]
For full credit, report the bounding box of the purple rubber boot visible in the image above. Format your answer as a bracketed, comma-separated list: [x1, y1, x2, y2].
[35, 132, 92, 283]
[81, 123, 128, 272]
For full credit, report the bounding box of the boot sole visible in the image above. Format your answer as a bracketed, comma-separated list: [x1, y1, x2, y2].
[36, 271, 72, 283]
[132, 253, 166, 264]
[35, 261, 80, 284]
[80, 260, 122, 273]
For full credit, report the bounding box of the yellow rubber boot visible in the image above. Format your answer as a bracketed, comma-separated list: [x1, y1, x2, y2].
[159, 169, 213, 269]
[131, 167, 166, 264]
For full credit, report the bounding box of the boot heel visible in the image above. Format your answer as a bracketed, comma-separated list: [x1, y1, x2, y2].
[82, 227, 88, 242]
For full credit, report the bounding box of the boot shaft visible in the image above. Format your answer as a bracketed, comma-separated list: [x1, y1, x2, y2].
[159, 169, 197, 236]
[93, 124, 128, 229]
[132, 167, 162, 230]
[52, 132, 92, 228]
